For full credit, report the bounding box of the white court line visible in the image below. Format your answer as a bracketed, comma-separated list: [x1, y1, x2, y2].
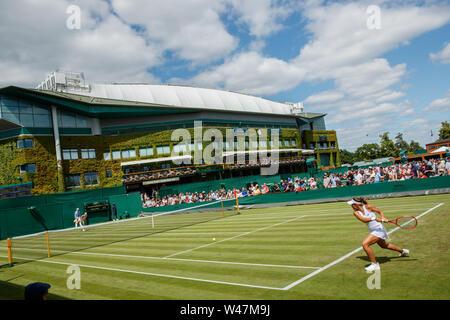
[164, 215, 307, 258]
[0, 254, 285, 291]
[164, 211, 354, 259]
[281, 202, 445, 291]
[5, 248, 319, 270]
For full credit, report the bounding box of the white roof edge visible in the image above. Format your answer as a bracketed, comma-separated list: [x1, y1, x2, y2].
[63, 83, 297, 116]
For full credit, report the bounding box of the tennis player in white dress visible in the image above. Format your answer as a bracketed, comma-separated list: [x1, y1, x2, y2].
[348, 197, 409, 272]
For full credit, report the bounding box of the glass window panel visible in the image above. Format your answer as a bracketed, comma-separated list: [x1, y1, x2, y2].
[62, 150, 71, 160]
[84, 172, 99, 186]
[112, 150, 121, 159]
[2, 112, 20, 123]
[33, 114, 51, 127]
[20, 114, 34, 127]
[89, 149, 96, 158]
[65, 174, 81, 188]
[27, 163, 36, 172]
[76, 115, 87, 128]
[17, 140, 24, 149]
[19, 101, 33, 114]
[103, 151, 111, 160]
[260, 140, 267, 148]
[70, 149, 79, 159]
[59, 111, 77, 128]
[1, 97, 19, 112]
[24, 139, 34, 148]
[284, 140, 290, 147]
[33, 105, 50, 115]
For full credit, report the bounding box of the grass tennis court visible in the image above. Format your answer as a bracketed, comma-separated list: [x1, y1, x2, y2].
[0, 193, 449, 300]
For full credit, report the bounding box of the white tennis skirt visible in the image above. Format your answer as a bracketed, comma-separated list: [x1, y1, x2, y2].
[370, 226, 389, 240]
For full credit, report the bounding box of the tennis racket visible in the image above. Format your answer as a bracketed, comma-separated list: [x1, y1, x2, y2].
[386, 216, 417, 230]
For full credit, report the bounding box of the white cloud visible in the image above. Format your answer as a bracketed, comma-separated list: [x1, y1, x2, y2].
[0, 0, 161, 87]
[424, 95, 450, 112]
[430, 42, 450, 64]
[304, 91, 344, 104]
[111, 0, 238, 64]
[227, 0, 297, 37]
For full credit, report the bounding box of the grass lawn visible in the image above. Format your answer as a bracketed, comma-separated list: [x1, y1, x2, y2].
[0, 193, 449, 300]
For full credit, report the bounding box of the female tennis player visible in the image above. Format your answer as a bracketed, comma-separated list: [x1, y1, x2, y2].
[348, 197, 409, 272]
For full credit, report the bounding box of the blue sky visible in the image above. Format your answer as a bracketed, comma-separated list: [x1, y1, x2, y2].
[0, 0, 449, 150]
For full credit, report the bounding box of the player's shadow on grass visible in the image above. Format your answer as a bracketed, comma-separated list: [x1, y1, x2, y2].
[356, 255, 418, 265]
[0, 280, 70, 300]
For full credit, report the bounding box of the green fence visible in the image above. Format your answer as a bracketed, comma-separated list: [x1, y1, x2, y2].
[1, 175, 449, 240]
[0, 186, 128, 240]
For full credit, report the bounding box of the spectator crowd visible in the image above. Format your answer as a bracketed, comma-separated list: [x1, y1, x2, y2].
[142, 158, 450, 208]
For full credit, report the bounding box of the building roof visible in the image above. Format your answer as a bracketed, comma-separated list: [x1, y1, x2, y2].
[426, 138, 450, 146]
[60, 83, 297, 116]
[296, 112, 326, 119]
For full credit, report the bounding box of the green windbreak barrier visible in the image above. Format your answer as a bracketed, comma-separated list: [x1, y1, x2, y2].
[238, 175, 450, 206]
[1, 176, 449, 240]
[0, 186, 127, 240]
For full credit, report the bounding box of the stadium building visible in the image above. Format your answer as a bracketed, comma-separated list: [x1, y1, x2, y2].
[0, 71, 340, 196]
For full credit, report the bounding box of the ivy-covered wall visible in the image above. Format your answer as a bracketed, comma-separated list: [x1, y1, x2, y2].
[0, 126, 302, 195]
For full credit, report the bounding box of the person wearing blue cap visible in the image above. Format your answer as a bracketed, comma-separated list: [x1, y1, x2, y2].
[24, 282, 51, 301]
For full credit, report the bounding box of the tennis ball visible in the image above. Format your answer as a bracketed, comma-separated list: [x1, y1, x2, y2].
[213, 238, 216, 241]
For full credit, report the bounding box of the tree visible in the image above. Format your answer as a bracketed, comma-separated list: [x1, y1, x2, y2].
[394, 133, 409, 152]
[339, 149, 356, 165]
[379, 132, 398, 158]
[408, 140, 424, 153]
[355, 143, 381, 161]
[438, 121, 450, 141]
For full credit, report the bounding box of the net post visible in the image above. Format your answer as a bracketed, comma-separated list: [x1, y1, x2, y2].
[6, 238, 13, 267]
[46, 231, 50, 258]
[152, 214, 154, 229]
[236, 197, 240, 215]
[221, 200, 224, 217]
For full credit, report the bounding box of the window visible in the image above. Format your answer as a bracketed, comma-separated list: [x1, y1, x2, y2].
[65, 174, 81, 188]
[105, 169, 113, 178]
[58, 110, 88, 128]
[259, 140, 267, 148]
[81, 148, 96, 159]
[291, 139, 297, 146]
[112, 150, 121, 160]
[62, 149, 78, 160]
[284, 140, 291, 147]
[19, 163, 36, 173]
[173, 143, 187, 153]
[157, 145, 170, 154]
[84, 172, 99, 186]
[122, 149, 136, 159]
[251, 140, 258, 148]
[103, 151, 111, 161]
[17, 139, 34, 149]
[139, 147, 154, 157]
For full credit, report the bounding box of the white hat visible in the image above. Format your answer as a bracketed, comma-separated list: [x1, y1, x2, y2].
[347, 199, 362, 205]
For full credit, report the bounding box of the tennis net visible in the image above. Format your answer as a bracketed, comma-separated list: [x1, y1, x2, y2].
[4, 198, 238, 265]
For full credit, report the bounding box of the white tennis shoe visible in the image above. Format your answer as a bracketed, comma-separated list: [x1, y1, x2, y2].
[399, 249, 409, 257]
[365, 262, 380, 273]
